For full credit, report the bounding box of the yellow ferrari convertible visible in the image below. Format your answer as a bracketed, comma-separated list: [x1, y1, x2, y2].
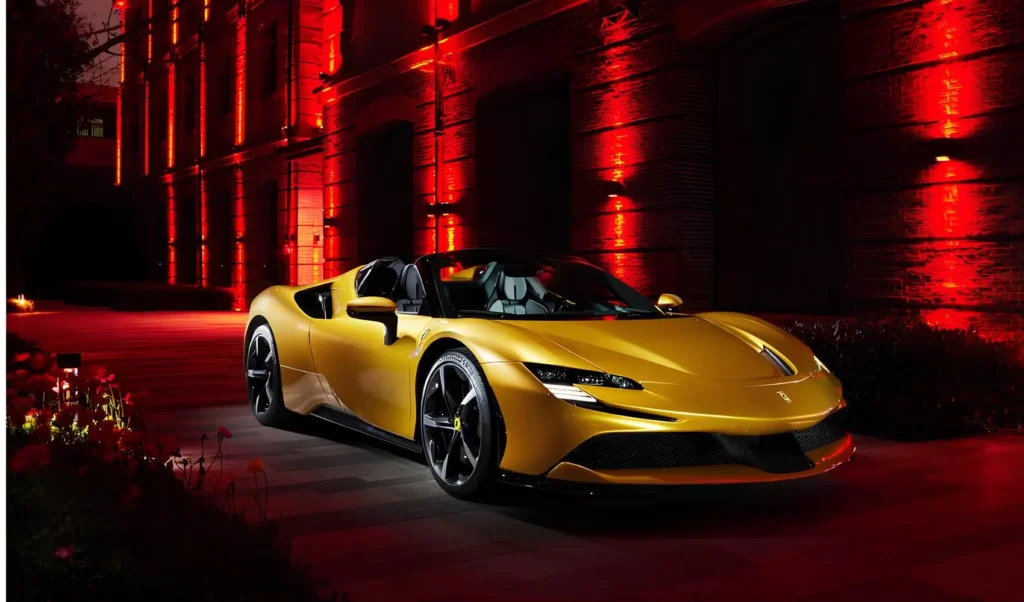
[245, 249, 853, 499]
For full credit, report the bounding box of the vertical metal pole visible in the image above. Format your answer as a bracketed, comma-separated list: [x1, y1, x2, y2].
[432, 3, 445, 253]
[196, 13, 205, 286]
[286, 0, 294, 133]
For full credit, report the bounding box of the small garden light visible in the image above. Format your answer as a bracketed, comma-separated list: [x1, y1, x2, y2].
[8, 294, 34, 313]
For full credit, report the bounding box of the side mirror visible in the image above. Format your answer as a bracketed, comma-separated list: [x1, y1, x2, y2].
[346, 297, 398, 345]
[657, 293, 684, 313]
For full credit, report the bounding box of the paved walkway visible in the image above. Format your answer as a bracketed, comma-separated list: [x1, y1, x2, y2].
[8, 308, 1023, 601]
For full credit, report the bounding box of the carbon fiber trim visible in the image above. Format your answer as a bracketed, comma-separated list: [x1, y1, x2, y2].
[561, 411, 847, 471]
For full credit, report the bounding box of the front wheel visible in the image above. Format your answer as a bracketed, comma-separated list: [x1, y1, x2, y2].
[420, 349, 501, 500]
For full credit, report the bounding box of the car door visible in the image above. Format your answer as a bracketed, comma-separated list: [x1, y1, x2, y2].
[308, 262, 430, 440]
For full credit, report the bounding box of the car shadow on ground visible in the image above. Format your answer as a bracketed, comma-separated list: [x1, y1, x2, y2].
[277, 415, 869, 537]
[489, 476, 858, 537]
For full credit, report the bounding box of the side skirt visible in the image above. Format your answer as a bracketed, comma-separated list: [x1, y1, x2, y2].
[310, 405, 423, 455]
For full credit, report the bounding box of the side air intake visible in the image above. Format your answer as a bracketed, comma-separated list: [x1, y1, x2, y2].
[761, 346, 795, 376]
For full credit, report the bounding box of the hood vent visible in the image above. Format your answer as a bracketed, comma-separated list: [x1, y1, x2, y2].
[761, 346, 795, 377]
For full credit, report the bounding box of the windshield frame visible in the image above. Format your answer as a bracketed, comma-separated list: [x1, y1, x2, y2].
[416, 249, 670, 321]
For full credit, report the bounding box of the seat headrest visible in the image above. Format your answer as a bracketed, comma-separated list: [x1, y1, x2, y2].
[503, 276, 528, 301]
[406, 269, 423, 299]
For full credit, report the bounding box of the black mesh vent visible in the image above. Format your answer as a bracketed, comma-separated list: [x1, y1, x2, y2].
[561, 411, 846, 471]
[792, 411, 847, 452]
[564, 432, 732, 470]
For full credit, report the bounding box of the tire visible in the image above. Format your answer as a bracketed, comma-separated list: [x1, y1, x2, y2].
[420, 348, 501, 500]
[245, 323, 291, 427]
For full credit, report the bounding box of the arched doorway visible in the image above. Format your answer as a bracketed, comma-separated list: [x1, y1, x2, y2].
[475, 74, 572, 253]
[355, 120, 414, 263]
[715, 2, 844, 313]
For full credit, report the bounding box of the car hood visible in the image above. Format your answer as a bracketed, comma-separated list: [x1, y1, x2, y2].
[504, 315, 787, 383]
[488, 314, 840, 427]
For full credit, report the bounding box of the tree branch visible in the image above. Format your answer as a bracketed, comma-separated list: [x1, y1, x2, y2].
[84, 22, 123, 37]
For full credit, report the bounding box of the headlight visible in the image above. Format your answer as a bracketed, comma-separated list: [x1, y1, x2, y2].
[814, 355, 830, 373]
[525, 363, 642, 404]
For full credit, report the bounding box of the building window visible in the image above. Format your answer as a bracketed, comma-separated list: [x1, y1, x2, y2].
[77, 117, 105, 138]
[185, 74, 196, 130]
[263, 21, 278, 97]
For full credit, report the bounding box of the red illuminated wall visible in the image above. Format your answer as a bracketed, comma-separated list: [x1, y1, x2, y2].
[319, 0, 715, 302]
[116, 0, 1021, 327]
[844, 0, 1024, 342]
[570, 3, 714, 300]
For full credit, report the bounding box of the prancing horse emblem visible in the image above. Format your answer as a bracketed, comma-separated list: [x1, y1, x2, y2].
[777, 391, 791, 403]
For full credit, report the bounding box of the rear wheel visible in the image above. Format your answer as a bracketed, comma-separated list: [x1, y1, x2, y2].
[420, 349, 500, 500]
[246, 324, 290, 427]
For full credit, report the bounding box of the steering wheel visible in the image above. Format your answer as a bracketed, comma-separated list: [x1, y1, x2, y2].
[545, 293, 574, 313]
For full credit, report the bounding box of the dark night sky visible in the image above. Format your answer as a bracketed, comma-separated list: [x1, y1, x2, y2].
[80, 0, 122, 86]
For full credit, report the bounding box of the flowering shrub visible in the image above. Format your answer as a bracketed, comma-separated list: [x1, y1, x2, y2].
[6, 335, 333, 601]
[781, 317, 1023, 440]
[7, 335, 141, 450]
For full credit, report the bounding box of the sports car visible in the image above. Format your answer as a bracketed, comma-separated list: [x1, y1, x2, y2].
[245, 249, 854, 499]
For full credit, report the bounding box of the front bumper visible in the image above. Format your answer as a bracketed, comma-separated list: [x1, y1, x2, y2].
[482, 362, 853, 484]
[545, 434, 854, 486]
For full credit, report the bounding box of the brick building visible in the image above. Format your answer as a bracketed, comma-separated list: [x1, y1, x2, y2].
[115, 0, 1022, 339]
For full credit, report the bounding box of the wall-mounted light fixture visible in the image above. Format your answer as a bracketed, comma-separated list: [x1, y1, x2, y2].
[425, 202, 455, 218]
[603, 180, 625, 198]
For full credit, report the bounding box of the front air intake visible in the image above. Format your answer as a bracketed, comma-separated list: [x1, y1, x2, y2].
[761, 346, 795, 376]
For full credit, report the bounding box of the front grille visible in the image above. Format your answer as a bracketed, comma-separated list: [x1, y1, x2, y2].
[792, 410, 847, 452]
[564, 432, 732, 470]
[561, 411, 847, 471]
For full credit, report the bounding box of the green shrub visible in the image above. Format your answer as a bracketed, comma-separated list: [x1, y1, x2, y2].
[781, 318, 1023, 440]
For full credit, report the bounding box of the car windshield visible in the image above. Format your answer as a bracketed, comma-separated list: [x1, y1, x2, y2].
[425, 250, 669, 320]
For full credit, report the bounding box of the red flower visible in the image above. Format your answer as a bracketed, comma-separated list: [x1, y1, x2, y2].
[246, 457, 265, 473]
[218, 426, 233, 439]
[13, 352, 30, 363]
[24, 374, 56, 395]
[10, 443, 51, 472]
[124, 392, 133, 405]
[32, 409, 52, 437]
[54, 545, 74, 560]
[28, 352, 48, 372]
